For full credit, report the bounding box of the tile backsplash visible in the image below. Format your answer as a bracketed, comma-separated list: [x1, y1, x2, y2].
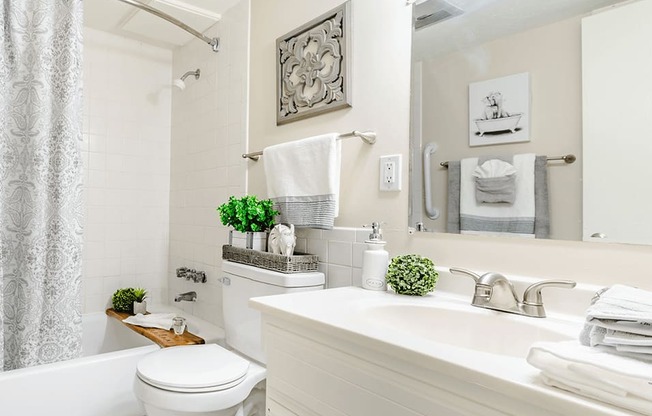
[296, 227, 371, 288]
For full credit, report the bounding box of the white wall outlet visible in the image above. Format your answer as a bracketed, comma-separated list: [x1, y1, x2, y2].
[379, 154, 402, 192]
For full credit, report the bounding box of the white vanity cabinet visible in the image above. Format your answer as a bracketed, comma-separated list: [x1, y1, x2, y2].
[262, 317, 487, 416]
[252, 287, 639, 416]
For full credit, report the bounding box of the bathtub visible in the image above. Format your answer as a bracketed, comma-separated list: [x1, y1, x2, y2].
[474, 113, 523, 136]
[0, 306, 224, 416]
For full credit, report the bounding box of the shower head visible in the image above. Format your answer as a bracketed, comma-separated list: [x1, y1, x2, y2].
[173, 68, 201, 90]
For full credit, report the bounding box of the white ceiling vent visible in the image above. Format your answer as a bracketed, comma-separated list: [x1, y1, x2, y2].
[414, 0, 464, 30]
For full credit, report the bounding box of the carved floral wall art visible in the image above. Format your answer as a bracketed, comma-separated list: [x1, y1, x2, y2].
[276, 2, 351, 125]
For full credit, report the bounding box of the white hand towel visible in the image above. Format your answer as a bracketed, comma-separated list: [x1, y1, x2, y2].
[122, 313, 176, 330]
[527, 341, 652, 404]
[540, 373, 652, 416]
[460, 153, 535, 237]
[587, 284, 652, 323]
[263, 133, 341, 229]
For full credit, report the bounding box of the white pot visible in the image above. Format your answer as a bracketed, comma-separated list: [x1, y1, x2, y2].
[133, 301, 147, 315]
[229, 230, 268, 251]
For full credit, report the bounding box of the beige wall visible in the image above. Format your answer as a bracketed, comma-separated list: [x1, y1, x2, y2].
[249, 0, 652, 291]
[248, 0, 412, 229]
[419, 17, 582, 240]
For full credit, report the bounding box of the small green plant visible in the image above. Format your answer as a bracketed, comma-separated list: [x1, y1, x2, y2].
[111, 288, 137, 313]
[217, 195, 279, 233]
[386, 254, 438, 296]
[133, 287, 147, 303]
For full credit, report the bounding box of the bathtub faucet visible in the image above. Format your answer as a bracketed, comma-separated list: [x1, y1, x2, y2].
[174, 291, 197, 302]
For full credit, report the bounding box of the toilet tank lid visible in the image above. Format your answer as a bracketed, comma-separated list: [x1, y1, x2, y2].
[222, 261, 325, 287]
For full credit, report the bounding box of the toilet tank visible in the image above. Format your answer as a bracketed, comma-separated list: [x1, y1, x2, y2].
[221, 261, 324, 364]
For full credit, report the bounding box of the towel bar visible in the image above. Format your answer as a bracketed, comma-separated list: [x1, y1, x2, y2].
[439, 154, 576, 168]
[242, 130, 376, 161]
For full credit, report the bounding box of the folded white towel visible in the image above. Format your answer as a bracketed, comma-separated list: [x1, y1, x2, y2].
[263, 133, 341, 229]
[460, 153, 536, 237]
[122, 313, 176, 330]
[527, 341, 652, 413]
[472, 159, 517, 179]
[587, 284, 652, 323]
[540, 373, 652, 416]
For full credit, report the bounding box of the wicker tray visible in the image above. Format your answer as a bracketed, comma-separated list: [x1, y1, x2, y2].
[222, 245, 319, 274]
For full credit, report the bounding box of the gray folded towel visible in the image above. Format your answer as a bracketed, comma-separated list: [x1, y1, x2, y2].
[473, 159, 517, 203]
[475, 175, 516, 203]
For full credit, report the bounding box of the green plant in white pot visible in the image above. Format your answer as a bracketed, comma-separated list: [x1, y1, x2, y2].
[386, 254, 438, 296]
[133, 287, 148, 315]
[217, 195, 279, 250]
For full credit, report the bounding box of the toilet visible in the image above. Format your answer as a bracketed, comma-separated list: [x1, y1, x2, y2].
[134, 261, 325, 416]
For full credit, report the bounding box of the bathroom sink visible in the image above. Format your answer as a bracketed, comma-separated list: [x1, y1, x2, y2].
[359, 302, 578, 358]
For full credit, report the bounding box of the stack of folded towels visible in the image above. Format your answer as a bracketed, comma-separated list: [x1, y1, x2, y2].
[527, 284, 652, 415]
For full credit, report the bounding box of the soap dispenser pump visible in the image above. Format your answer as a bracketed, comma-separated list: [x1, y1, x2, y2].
[361, 222, 389, 291]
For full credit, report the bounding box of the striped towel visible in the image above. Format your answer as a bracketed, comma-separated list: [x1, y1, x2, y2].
[263, 133, 341, 229]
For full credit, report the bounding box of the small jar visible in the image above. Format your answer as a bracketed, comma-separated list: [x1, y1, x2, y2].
[172, 317, 186, 335]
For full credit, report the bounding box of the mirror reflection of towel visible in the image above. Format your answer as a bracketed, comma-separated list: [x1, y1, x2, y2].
[447, 154, 549, 238]
[473, 159, 517, 204]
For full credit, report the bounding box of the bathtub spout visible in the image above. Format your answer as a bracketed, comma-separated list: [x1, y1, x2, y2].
[174, 291, 197, 302]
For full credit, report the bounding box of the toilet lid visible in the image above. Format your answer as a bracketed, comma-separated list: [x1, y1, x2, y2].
[137, 344, 250, 393]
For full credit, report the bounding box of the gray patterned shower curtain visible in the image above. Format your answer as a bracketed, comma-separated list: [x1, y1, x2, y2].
[0, 0, 84, 370]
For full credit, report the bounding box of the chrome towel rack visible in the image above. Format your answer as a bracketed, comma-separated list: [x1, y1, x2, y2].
[242, 130, 377, 161]
[439, 154, 576, 168]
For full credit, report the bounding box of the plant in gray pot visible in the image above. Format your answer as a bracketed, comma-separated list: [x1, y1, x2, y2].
[386, 254, 438, 296]
[217, 195, 279, 251]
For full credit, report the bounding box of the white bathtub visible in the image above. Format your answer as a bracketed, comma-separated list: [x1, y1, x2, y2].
[474, 113, 523, 136]
[0, 307, 224, 416]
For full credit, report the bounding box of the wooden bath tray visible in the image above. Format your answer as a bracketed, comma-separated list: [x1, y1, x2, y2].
[106, 309, 205, 348]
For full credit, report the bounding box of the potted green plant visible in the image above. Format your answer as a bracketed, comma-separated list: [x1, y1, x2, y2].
[112, 288, 137, 313]
[385, 254, 438, 296]
[133, 287, 148, 314]
[112, 287, 148, 314]
[217, 195, 279, 250]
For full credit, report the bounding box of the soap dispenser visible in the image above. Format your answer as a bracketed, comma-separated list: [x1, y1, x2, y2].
[361, 222, 389, 291]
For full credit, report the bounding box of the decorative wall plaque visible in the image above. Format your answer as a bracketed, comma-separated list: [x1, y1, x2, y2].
[276, 2, 351, 125]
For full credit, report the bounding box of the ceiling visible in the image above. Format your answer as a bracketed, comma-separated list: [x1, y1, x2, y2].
[84, 0, 241, 49]
[412, 0, 632, 61]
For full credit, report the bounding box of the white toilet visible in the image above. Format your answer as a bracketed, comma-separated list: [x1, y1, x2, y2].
[134, 261, 325, 416]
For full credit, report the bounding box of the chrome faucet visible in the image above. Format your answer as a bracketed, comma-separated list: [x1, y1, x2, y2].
[449, 268, 576, 318]
[174, 291, 197, 302]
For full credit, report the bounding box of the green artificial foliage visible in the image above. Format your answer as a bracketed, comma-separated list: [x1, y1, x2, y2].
[133, 287, 147, 302]
[217, 195, 279, 233]
[111, 288, 137, 313]
[386, 254, 438, 296]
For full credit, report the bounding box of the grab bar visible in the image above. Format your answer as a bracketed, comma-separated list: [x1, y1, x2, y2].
[423, 142, 440, 220]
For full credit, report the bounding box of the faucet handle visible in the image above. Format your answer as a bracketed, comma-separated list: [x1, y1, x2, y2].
[523, 280, 577, 306]
[449, 267, 480, 283]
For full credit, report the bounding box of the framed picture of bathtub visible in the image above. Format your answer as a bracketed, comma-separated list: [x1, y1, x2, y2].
[276, 1, 352, 125]
[468, 72, 530, 147]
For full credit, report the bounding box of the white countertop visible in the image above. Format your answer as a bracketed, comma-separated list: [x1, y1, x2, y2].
[250, 285, 640, 416]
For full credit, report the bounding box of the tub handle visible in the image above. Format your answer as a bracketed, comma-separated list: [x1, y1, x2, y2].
[219, 276, 231, 286]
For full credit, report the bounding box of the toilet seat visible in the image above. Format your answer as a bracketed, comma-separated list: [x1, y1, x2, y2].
[137, 344, 250, 393]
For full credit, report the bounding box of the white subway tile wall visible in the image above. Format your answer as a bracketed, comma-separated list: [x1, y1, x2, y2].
[168, 1, 249, 326]
[82, 29, 172, 313]
[296, 227, 369, 289]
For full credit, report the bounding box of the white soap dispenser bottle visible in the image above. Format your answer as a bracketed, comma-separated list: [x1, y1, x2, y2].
[361, 222, 389, 291]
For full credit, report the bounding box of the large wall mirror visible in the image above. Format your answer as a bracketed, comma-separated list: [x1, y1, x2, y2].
[409, 0, 652, 245]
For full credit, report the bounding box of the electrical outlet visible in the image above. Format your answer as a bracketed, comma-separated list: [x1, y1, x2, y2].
[379, 154, 402, 191]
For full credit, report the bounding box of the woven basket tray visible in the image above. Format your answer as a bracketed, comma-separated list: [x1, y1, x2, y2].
[222, 245, 319, 274]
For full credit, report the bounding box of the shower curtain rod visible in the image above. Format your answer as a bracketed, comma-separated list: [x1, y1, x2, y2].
[116, 0, 220, 52]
